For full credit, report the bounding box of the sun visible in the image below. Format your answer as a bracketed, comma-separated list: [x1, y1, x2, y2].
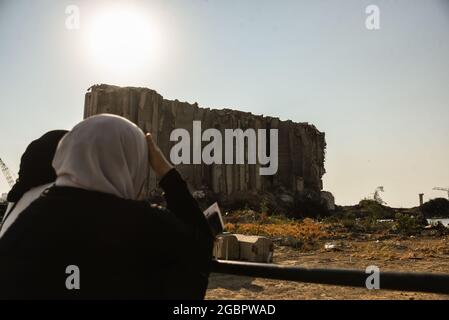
[86, 6, 160, 72]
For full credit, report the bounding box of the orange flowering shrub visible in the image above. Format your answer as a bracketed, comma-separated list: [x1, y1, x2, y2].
[225, 218, 331, 241]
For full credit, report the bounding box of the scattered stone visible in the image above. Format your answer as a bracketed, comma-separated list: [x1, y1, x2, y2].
[324, 242, 343, 251]
[213, 233, 240, 260]
[234, 234, 274, 263]
[321, 191, 335, 211]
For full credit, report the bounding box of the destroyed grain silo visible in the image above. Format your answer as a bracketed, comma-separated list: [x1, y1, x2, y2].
[84, 84, 330, 213]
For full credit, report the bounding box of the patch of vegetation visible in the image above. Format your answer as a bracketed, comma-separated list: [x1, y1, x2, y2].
[420, 198, 449, 218]
[392, 213, 423, 236]
[325, 215, 395, 235]
[223, 197, 448, 250]
[224, 216, 331, 251]
[225, 218, 330, 240]
[357, 199, 395, 220]
[326, 199, 395, 222]
[323, 201, 429, 236]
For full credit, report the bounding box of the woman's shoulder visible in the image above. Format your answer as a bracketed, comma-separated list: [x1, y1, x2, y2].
[40, 186, 169, 216]
[3, 183, 54, 220]
[19, 183, 53, 203]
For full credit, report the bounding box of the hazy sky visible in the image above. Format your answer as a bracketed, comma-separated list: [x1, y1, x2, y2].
[1, 0, 448, 207]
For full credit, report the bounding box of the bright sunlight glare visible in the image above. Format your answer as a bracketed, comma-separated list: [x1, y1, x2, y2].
[85, 6, 160, 73]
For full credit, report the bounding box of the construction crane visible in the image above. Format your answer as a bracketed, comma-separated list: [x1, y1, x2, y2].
[433, 187, 449, 199]
[0, 158, 16, 188]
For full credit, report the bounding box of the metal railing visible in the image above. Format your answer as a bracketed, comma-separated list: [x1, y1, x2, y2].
[211, 260, 449, 295]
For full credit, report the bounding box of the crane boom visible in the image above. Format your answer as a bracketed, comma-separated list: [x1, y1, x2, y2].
[0, 158, 15, 188]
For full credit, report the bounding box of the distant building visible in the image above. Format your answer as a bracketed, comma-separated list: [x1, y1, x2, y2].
[84, 84, 327, 206]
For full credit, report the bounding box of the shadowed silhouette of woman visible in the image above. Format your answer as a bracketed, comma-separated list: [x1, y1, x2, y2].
[0, 114, 213, 299]
[0, 130, 68, 238]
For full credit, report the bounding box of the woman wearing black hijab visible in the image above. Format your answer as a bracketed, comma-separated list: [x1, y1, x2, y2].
[0, 130, 68, 238]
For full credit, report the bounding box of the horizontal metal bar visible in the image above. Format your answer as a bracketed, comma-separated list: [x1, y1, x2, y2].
[211, 260, 449, 295]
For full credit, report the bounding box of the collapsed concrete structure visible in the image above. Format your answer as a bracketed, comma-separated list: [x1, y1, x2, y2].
[84, 84, 328, 212]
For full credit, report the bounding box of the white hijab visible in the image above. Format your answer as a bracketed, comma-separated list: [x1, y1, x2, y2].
[52, 114, 149, 200]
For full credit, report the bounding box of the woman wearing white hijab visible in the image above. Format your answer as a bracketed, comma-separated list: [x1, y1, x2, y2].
[53, 114, 150, 199]
[0, 114, 213, 300]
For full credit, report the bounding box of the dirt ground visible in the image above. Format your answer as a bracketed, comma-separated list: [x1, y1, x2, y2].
[206, 237, 449, 300]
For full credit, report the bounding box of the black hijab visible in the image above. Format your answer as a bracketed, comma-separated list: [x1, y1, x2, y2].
[7, 130, 68, 202]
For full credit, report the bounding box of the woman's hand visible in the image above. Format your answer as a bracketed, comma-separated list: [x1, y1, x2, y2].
[146, 133, 173, 178]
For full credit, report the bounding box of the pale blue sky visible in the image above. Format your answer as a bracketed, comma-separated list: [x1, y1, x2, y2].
[1, 0, 448, 207]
